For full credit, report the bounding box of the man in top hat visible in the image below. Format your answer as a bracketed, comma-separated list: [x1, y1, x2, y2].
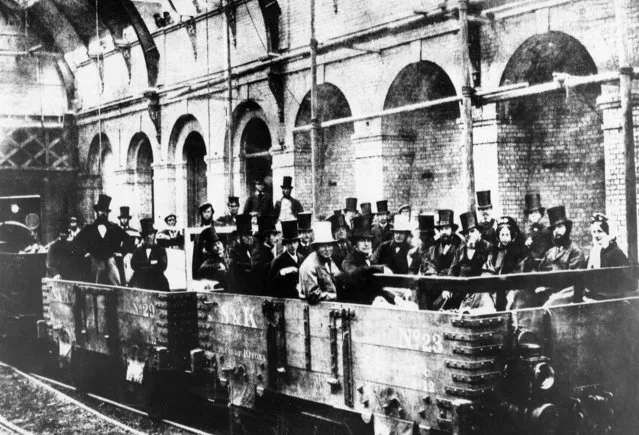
[523, 193, 552, 267]
[68, 217, 81, 241]
[371, 214, 414, 274]
[343, 197, 358, 233]
[199, 203, 214, 226]
[269, 220, 303, 299]
[421, 210, 463, 276]
[526, 205, 585, 307]
[337, 215, 396, 305]
[157, 214, 184, 249]
[74, 194, 128, 285]
[129, 219, 170, 291]
[327, 212, 352, 271]
[409, 214, 438, 274]
[228, 214, 256, 294]
[297, 212, 313, 261]
[372, 200, 393, 251]
[46, 226, 83, 281]
[476, 191, 497, 243]
[298, 222, 341, 304]
[192, 208, 220, 280]
[216, 196, 241, 227]
[274, 176, 304, 222]
[440, 211, 493, 310]
[251, 215, 281, 295]
[243, 177, 274, 217]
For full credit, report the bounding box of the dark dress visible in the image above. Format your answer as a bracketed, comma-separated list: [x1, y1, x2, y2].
[587, 240, 635, 298]
[228, 242, 255, 294]
[251, 242, 276, 295]
[269, 251, 303, 298]
[129, 245, 170, 291]
[192, 226, 219, 279]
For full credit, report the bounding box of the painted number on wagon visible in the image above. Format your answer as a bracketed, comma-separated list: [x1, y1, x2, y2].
[399, 328, 444, 353]
[131, 303, 156, 317]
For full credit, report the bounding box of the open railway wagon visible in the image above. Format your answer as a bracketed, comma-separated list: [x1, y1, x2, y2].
[38, 267, 639, 434]
[0, 252, 46, 361]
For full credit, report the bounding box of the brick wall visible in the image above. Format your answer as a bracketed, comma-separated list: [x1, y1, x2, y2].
[498, 91, 605, 249]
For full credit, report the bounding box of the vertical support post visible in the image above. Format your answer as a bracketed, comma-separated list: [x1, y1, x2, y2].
[224, 0, 235, 196]
[309, 0, 320, 217]
[614, 0, 637, 262]
[458, 0, 476, 211]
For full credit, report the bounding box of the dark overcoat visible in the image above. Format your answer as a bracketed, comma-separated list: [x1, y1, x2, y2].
[269, 251, 303, 298]
[129, 245, 170, 291]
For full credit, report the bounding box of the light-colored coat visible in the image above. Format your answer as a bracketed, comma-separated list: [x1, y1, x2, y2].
[298, 251, 339, 304]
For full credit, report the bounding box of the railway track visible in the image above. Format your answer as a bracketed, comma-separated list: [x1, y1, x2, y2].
[0, 361, 218, 435]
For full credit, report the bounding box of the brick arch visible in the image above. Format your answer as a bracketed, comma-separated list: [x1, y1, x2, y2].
[126, 132, 155, 170]
[167, 114, 205, 163]
[380, 61, 462, 213]
[86, 132, 112, 175]
[496, 31, 603, 248]
[382, 60, 460, 135]
[294, 82, 354, 214]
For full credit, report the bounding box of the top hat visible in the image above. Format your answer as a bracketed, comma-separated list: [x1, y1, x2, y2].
[228, 196, 240, 205]
[236, 214, 252, 236]
[344, 197, 358, 213]
[280, 220, 300, 242]
[140, 218, 157, 236]
[397, 204, 411, 214]
[360, 202, 372, 216]
[392, 214, 413, 232]
[460, 211, 478, 234]
[417, 214, 436, 233]
[547, 205, 572, 229]
[476, 191, 492, 210]
[94, 194, 112, 213]
[199, 202, 214, 214]
[376, 200, 389, 214]
[436, 209, 458, 231]
[164, 214, 176, 224]
[281, 176, 293, 189]
[254, 176, 265, 185]
[257, 215, 278, 235]
[524, 193, 545, 215]
[327, 213, 348, 231]
[298, 212, 312, 231]
[311, 222, 337, 245]
[351, 214, 373, 240]
[118, 206, 132, 219]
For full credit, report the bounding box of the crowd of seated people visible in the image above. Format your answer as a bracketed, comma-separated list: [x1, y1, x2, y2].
[44, 179, 637, 309]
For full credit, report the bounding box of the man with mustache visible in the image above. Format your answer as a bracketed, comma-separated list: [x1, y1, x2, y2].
[531, 205, 585, 307]
[476, 191, 497, 243]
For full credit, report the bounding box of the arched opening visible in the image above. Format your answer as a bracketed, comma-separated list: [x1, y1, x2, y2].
[497, 31, 602, 246]
[294, 83, 353, 213]
[127, 133, 154, 222]
[381, 61, 460, 210]
[183, 132, 207, 226]
[242, 117, 272, 199]
[87, 133, 116, 196]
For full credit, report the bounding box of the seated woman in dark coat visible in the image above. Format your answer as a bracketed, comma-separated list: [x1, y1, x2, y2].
[460, 216, 532, 312]
[196, 231, 229, 289]
[585, 213, 635, 299]
[129, 219, 170, 291]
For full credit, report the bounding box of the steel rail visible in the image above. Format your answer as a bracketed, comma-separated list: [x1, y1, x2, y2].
[0, 414, 33, 435]
[0, 362, 146, 435]
[27, 371, 214, 435]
